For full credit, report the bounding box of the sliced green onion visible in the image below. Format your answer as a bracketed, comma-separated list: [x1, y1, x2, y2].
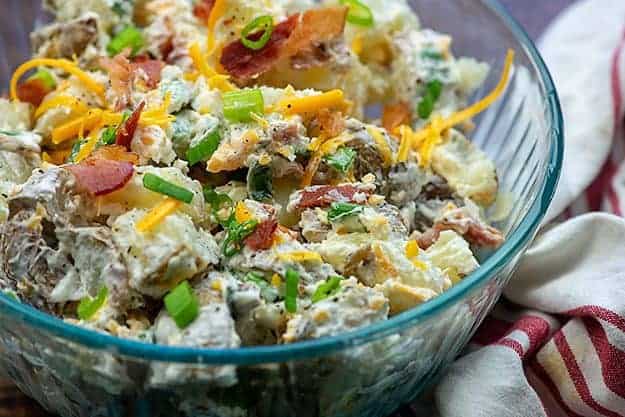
[421, 48, 444, 61]
[2, 290, 19, 302]
[164, 281, 199, 329]
[186, 129, 221, 166]
[340, 0, 374, 27]
[27, 69, 56, 89]
[203, 187, 235, 226]
[417, 79, 443, 119]
[284, 269, 299, 313]
[243, 272, 279, 302]
[143, 173, 194, 204]
[67, 139, 86, 163]
[327, 202, 363, 222]
[312, 276, 343, 303]
[0, 130, 19, 136]
[222, 89, 264, 123]
[77, 287, 108, 321]
[241, 15, 274, 50]
[223, 219, 258, 257]
[324, 147, 356, 174]
[107, 25, 144, 57]
[99, 126, 117, 146]
[247, 163, 273, 201]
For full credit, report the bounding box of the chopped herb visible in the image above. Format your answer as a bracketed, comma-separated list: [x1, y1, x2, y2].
[164, 281, 199, 329]
[27, 69, 56, 90]
[340, 0, 374, 27]
[417, 79, 443, 119]
[284, 269, 299, 313]
[107, 25, 144, 57]
[203, 187, 235, 226]
[67, 139, 86, 163]
[143, 173, 194, 204]
[327, 202, 363, 222]
[312, 276, 343, 303]
[77, 287, 108, 321]
[0, 130, 19, 136]
[99, 126, 117, 146]
[247, 163, 272, 201]
[222, 219, 258, 257]
[421, 49, 444, 61]
[222, 89, 264, 123]
[324, 147, 356, 174]
[241, 15, 274, 50]
[186, 128, 221, 166]
[243, 272, 279, 302]
[2, 290, 19, 302]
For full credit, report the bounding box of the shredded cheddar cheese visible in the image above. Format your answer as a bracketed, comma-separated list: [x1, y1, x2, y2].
[10, 58, 105, 103]
[278, 90, 351, 116]
[235, 201, 254, 223]
[367, 126, 393, 167]
[271, 273, 282, 288]
[52, 109, 103, 144]
[405, 240, 420, 258]
[278, 251, 323, 263]
[136, 198, 182, 233]
[42, 149, 71, 165]
[393, 49, 514, 167]
[35, 95, 88, 120]
[189, 42, 236, 92]
[74, 122, 103, 163]
[206, 0, 227, 54]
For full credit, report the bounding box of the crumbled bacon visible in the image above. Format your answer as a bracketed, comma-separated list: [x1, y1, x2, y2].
[116, 101, 145, 149]
[131, 58, 164, 89]
[65, 158, 134, 196]
[382, 102, 412, 135]
[417, 211, 504, 250]
[221, 14, 299, 80]
[16, 78, 52, 107]
[220, 7, 347, 81]
[91, 145, 140, 165]
[282, 7, 347, 58]
[296, 185, 372, 210]
[244, 218, 279, 250]
[100, 53, 132, 111]
[308, 109, 346, 139]
[193, 0, 216, 21]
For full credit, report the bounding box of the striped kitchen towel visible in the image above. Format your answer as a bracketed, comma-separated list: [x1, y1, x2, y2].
[428, 1, 625, 417]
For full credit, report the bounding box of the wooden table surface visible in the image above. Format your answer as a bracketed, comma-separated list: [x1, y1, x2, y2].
[0, 0, 576, 415]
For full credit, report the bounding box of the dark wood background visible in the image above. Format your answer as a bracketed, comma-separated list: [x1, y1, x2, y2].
[0, 0, 576, 415]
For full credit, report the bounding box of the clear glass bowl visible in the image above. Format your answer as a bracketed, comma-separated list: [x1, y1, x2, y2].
[0, 1, 563, 416]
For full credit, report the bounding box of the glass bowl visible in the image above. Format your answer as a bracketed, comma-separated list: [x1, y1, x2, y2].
[0, 1, 563, 416]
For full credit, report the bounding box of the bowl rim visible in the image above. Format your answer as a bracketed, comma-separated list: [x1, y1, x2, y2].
[0, 0, 564, 365]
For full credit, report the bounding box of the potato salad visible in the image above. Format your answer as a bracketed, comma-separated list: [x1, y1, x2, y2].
[0, 0, 512, 348]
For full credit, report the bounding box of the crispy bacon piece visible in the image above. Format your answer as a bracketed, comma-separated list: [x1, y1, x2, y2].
[131, 58, 164, 89]
[65, 158, 134, 196]
[296, 185, 372, 210]
[100, 53, 132, 111]
[193, 0, 216, 21]
[16, 78, 52, 107]
[282, 7, 347, 57]
[220, 7, 347, 81]
[221, 14, 299, 80]
[308, 109, 346, 139]
[91, 145, 140, 165]
[382, 102, 412, 135]
[244, 218, 279, 250]
[116, 101, 145, 149]
[417, 211, 504, 250]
